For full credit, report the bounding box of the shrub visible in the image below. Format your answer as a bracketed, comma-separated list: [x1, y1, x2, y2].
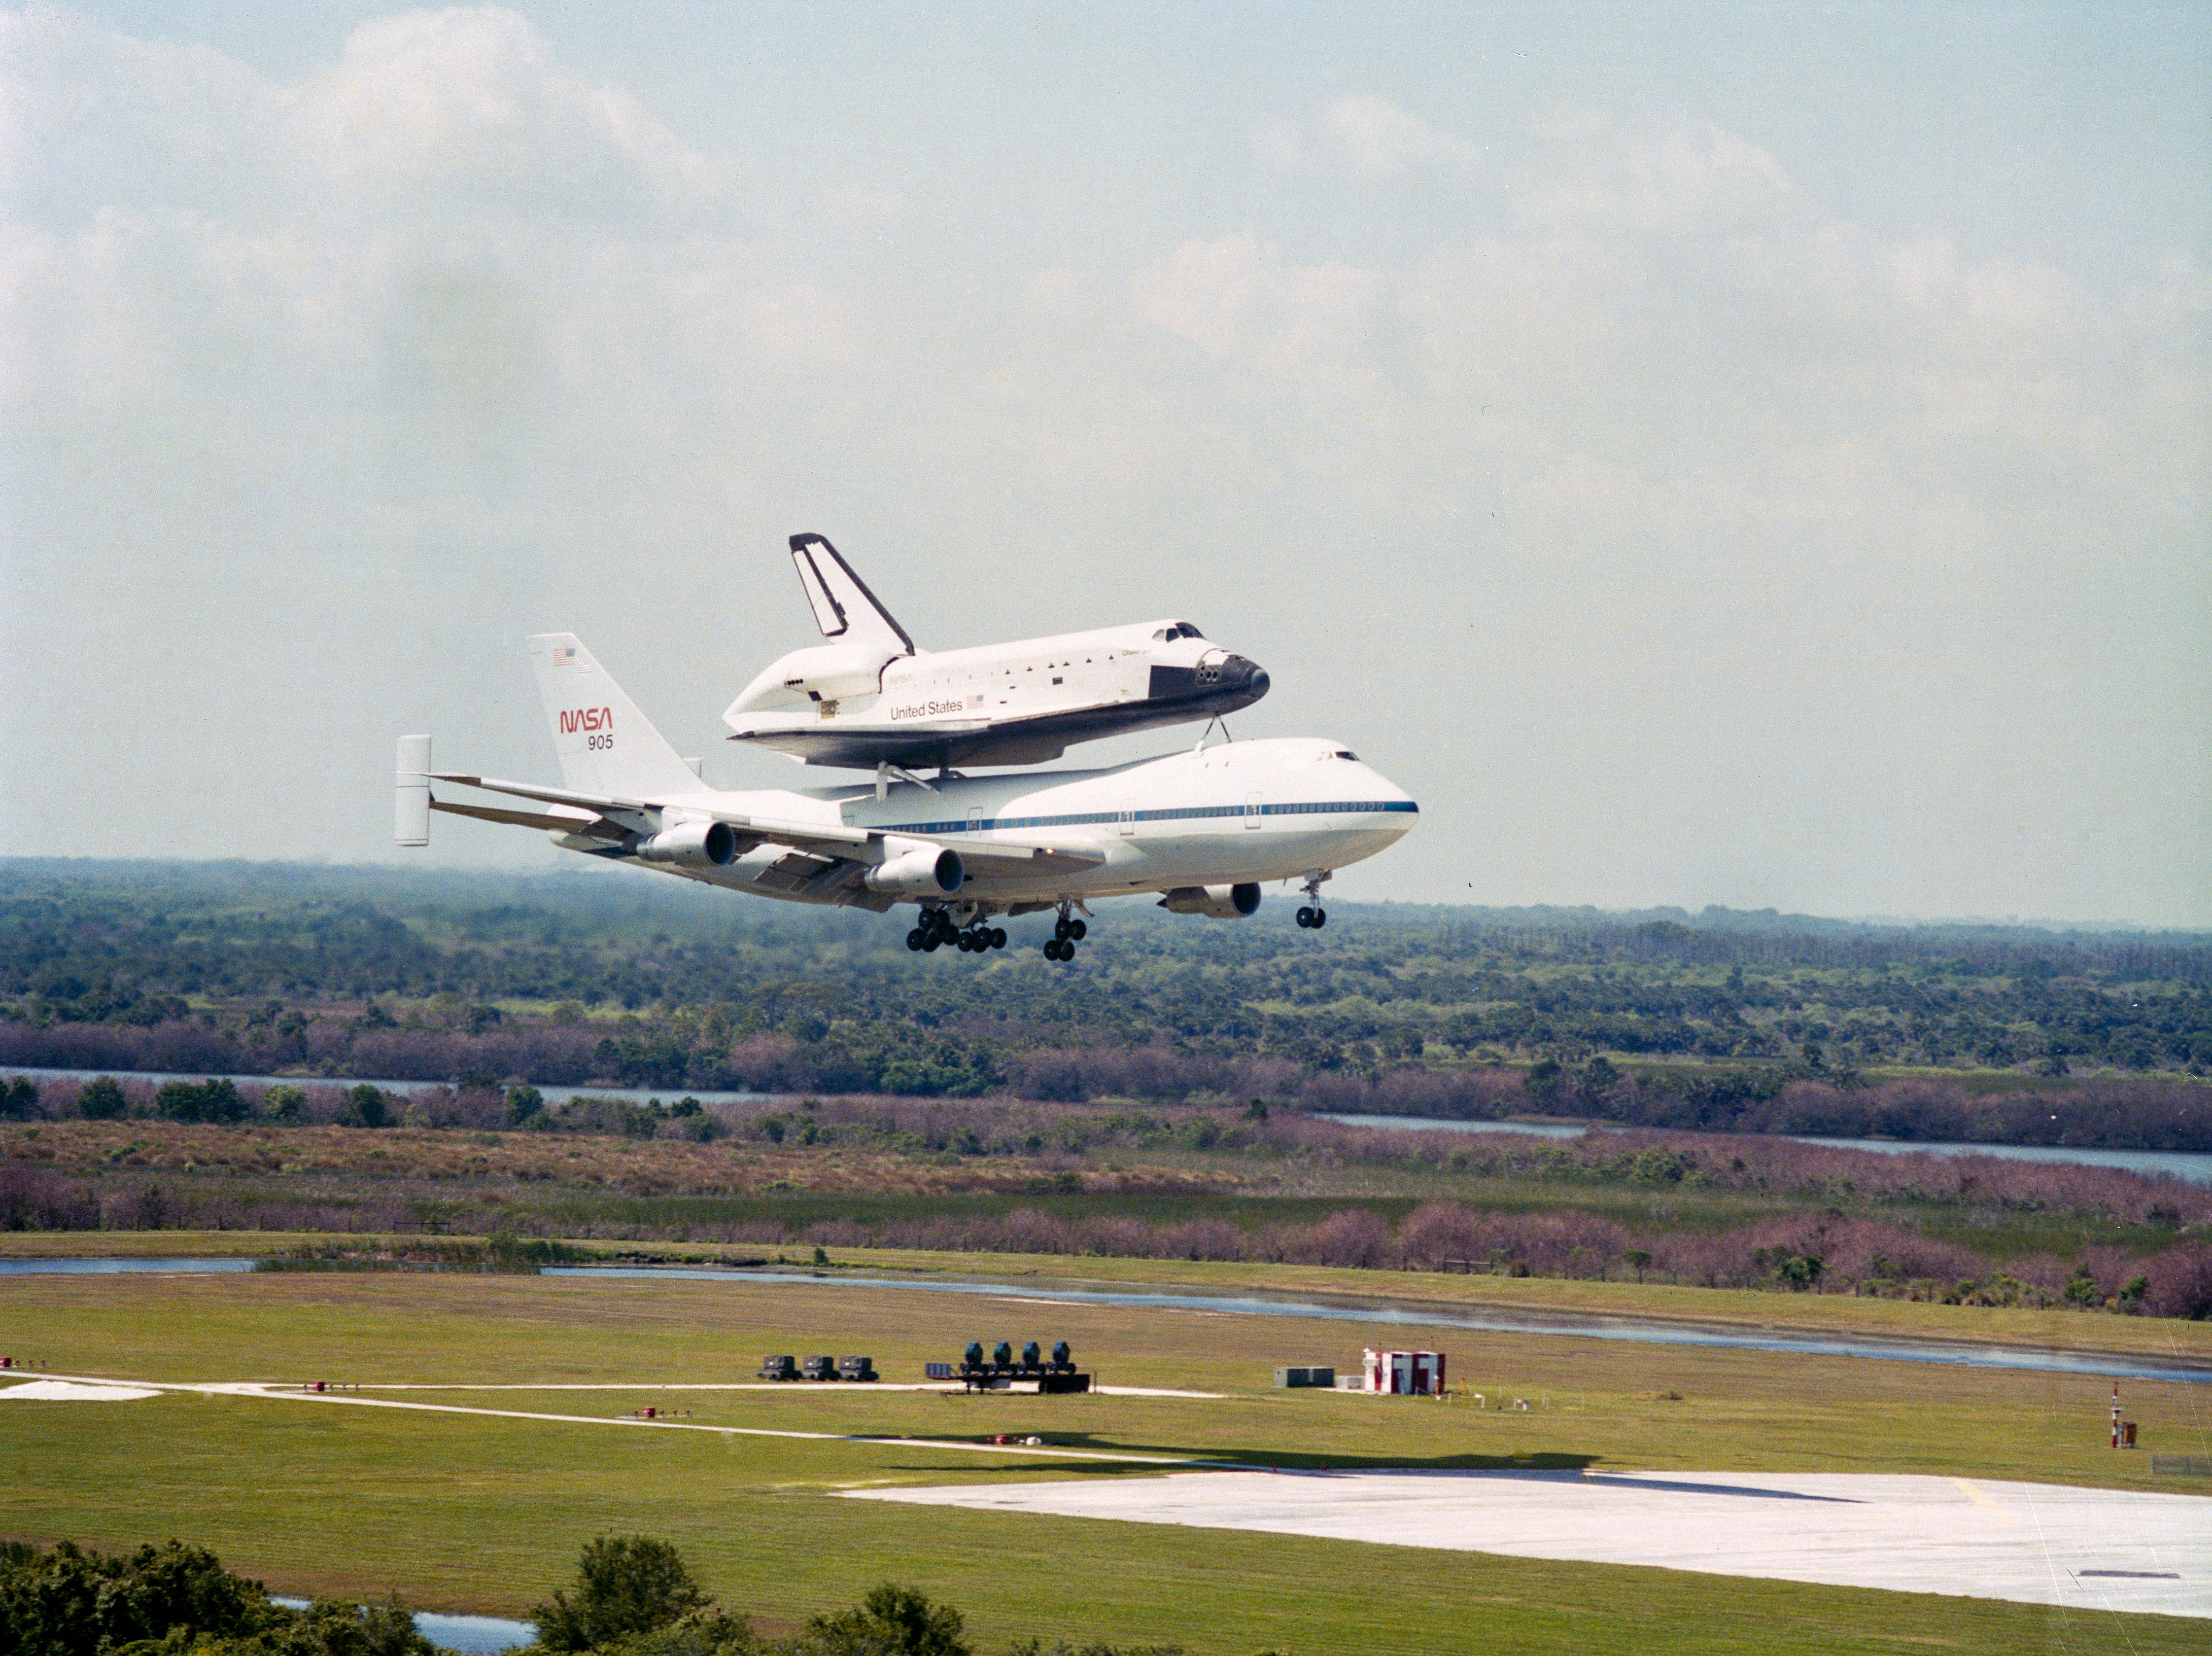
[0, 1539, 286, 1656]
[262, 1084, 310, 1125]
[533, 1535, 710, 1652]
[75, 1077, 128, 1121]
[802, 1583, 968, 1656]
[343, 1084, 390, 1129]
[154, 1079, 245, 1124]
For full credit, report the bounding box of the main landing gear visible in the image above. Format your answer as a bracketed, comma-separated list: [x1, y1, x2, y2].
[1043, 904, 1087, 962]
[1295, 869, 1331, 930]
[906, 911, 1007, 953]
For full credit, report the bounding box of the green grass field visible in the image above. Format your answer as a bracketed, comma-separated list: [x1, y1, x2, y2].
[3, 1244, 2209, 1653]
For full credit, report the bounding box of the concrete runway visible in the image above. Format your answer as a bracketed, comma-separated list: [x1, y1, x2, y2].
[847, 1468, 2212, 1619]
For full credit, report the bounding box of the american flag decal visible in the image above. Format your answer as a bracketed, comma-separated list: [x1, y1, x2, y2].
[552, 646, 576, 669]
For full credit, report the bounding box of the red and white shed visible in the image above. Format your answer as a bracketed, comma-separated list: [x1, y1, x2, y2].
[1361, 1348, 1446, 1395]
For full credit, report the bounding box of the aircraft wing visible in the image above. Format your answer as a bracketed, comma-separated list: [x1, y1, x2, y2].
[427, 773, 1105, 873]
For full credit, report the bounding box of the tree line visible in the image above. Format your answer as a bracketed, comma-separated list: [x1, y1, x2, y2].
[0, 1532, 1173, 1656]
[2, 860, 2208, 1146]
[5, 1092, 2207, 1317]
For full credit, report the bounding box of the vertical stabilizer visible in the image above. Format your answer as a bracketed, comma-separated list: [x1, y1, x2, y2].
[527, 634, 704, 800]
[395, 735, 430, 846]
[789, 533, 915, 654]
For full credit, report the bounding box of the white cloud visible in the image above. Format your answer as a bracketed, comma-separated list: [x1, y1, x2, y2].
[279, 7, 716, 220]
[1320, 94, 1482, 178]
[1518, 108, 1792, 235]
[1131, 231, 1262, 359]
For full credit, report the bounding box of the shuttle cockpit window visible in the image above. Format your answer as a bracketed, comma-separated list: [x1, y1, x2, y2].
[1151, 622, 1206, 642]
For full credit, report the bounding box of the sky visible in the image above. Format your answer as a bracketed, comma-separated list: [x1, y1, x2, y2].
[2, 2, 2206, 927]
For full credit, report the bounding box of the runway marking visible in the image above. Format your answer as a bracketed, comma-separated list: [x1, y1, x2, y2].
[29, 1372, 1215, 1466]
[1949, 1478, 2013, 1520]
[344, 1381, 1224, 1398]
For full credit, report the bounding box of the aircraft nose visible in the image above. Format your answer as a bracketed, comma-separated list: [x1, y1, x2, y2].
[1224, 655, 1268, 695]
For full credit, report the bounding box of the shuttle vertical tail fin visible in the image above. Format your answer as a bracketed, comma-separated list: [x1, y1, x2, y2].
[788, 533, 915, 655]
[527, 634, 703, 799]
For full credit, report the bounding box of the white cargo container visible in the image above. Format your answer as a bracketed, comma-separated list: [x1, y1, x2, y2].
[1361, 1348, 1446, 1395]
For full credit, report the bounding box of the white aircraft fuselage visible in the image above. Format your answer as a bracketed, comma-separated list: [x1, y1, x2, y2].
[614, 737, 1414, 914]
[398, 631, 1416, 956]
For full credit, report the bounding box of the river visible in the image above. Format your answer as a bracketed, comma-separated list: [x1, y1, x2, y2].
[9, 1062, 2201, 1184]
[0, 1064, 767, 1109]
[1319, 1114, 2212, 1187]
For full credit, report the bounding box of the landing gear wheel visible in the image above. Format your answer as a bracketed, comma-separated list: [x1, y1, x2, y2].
[1053, 916, 1072, 941]
[1069, 919, 1087, 941]
[907, 927, 925, 950]
[922, 934, 942, 952]
[990, 928, 1007, 949]
[1295, 871, 1332, 931]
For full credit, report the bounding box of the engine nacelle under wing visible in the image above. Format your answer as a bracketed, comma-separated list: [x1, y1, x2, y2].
[864, 843, 965, 896]
[1158, 882, 1262, 919]
[636, 819, 738, 868]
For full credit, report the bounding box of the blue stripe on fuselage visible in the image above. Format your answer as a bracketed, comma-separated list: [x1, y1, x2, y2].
[881, 800, 1419, 835]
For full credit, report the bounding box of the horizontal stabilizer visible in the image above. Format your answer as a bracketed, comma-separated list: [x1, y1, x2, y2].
[395, 735, 430, 847]
[429, 796, 610, 837]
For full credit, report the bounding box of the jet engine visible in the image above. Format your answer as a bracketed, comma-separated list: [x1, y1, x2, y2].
[635, 819, 737, 868]
[864, 843, 965, 895]
[1157, 882, 1262, 918]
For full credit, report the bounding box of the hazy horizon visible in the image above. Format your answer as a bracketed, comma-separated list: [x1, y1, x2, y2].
[5, 850, 2203, 940]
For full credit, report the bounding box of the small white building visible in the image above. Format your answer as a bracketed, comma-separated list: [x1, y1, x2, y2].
[1361, 1348, 1446, 1395]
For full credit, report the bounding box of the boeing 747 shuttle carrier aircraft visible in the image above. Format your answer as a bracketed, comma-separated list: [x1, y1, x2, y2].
[398, 633, 1416, 961]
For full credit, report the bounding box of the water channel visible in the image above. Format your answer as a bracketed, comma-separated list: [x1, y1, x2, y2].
[10, 1063, 2202, 1184]
[0, 1064, 768, 1110]
[543, 1267, 2212, 1385]
[271, 1599, 531, 1654]
[1319, 1113, 2212, 1186]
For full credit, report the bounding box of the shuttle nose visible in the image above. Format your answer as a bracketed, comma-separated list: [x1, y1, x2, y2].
[1231, 656, 1268, 696]
[1149, 650, 1271, 708]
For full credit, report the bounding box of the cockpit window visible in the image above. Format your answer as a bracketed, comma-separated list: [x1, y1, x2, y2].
[1332, 749, 1358, 761]
[1151, 622, 1206, 642]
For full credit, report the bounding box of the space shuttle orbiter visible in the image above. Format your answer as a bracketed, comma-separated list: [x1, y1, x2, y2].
[723, 533, 1270, 770]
